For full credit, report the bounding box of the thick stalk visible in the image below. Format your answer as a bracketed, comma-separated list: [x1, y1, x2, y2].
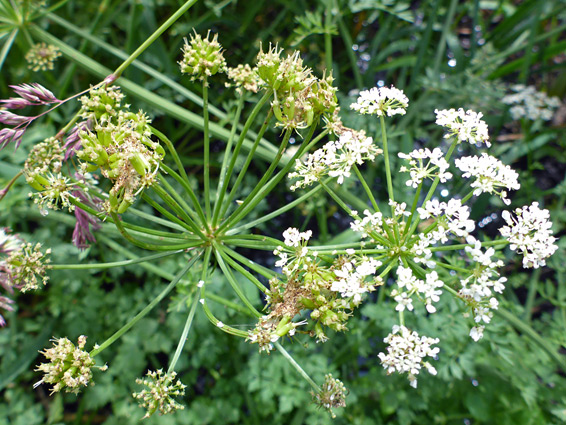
[202, 76, 211, 221]
[219, 129, 292, 231]
[274, 342, 320, 391]
[216, 91, 272, 218]
[90, 252, 201, 357]
[379, 115, 395, 211]
[111, 0, 199, 80]
[219, 109, 273, 220]
[168, 284, 200, 373]
[212, 96, 245, 227]
[50, 250, 183, 270]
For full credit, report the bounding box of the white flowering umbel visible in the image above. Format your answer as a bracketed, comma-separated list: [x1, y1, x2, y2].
[133, 369, 186, 418]
[499, 202, 558, 268]
[455, 153, 520, 205]
[502, 84, 562, 121]
[435, 108, 490, 147]
[399, 147, 452, 188]
[289, 130, 381, 190]
[35, 335, 106, 394]
[350, 86, 409, 117]
[378, 325, 439, 388]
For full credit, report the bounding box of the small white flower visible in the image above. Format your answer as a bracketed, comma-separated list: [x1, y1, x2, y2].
[469, 325, 485, 341]
[455, 153, 520, 205]
[350, 86, 409, 117]
[216, 321, 224, 328]
[502, 84, 562, 121]
[378, 326, 440, 388]
[435, 108, 490, 146]
[499, 202, 557, 268]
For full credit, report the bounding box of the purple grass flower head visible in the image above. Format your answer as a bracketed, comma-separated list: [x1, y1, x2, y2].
[72, 203, 101, 250]
[0, 110, 33, 126]
[0, 295, 14, 327]
[0, 128, 25, 150]
[64, 120, 91, 160]
[1, 97, 33, 109]
[10, 83, 59, 105]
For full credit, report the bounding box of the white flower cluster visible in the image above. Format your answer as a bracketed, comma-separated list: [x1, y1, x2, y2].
[418, 199, 475, 243]
[398, 147, 452, 188]
[289, 131, 381, 190]
[455, 153, 520, 205]
[391, 266, 444, 314]
[350, 86, 409, 117]
[350, 209, 384, 239]
[331, 256, 382, 304]
[274, 228, 315, 274]
[499, 202, 558, 269]
[435, 108, 490, 147]
[502, 84, 562, 121]
[378, 325, 439, 388]
[461, 236, 507, 341]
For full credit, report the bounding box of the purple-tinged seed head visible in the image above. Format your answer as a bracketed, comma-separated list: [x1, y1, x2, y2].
[0, 128, 25, 150]
[0, 110, 33, 126]
[9, 83, 59, 104]
[0, 97, 33, 109]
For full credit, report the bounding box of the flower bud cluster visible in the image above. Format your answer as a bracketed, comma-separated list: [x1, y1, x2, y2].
[77, 86, 165, 213]
[256, 45, 338, 129]
[289, 130, 381, 190]
[312, 374, 347, 418]
[133, 369, 186, 418]
[35, 335, 105, 394]
[502, 84, 562, 121]
[179, 30, 226, 82]
[225, 64, 259, 94]
[23, 137, 75, 215]
[25, 43, 62, 72]
[0, 240, 50, 293]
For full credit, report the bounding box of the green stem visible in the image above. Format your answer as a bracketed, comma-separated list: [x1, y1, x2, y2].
[219, 109, 274, 220]
[111, 211, 198, 251]
[219, 128, 292, 232]
[428, 239, 508, 252]
[336, 14, 363, 88]
[160, 163, 207, 227]
[379, 116, 395, 209]
[523, 268, 541, 323]
[217, 91, 272, 218]
[141, 192, 198, 235]
[50, 250, 183, 270]
[226, 183, 324, 235]
[274, 342, 320, 391]
[220, 126, 326, 232]
[221, 246, 279, 279]
[168, 285, 200, 373]
[405, 139, 458, 240]
[461, 189, 475, 204]
[402, 183, 422, 239]
[157, 174, 205, 233]
[213, 243, 262, 317]
[111, 0, 200, 80]
[202, 76, 211, 221]
[90, 252, 201, 357]
[212, 96, 245, 227]
[217, 247, 267, 293]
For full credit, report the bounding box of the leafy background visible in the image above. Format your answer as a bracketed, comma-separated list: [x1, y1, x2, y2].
[1, 0, 566, 423]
